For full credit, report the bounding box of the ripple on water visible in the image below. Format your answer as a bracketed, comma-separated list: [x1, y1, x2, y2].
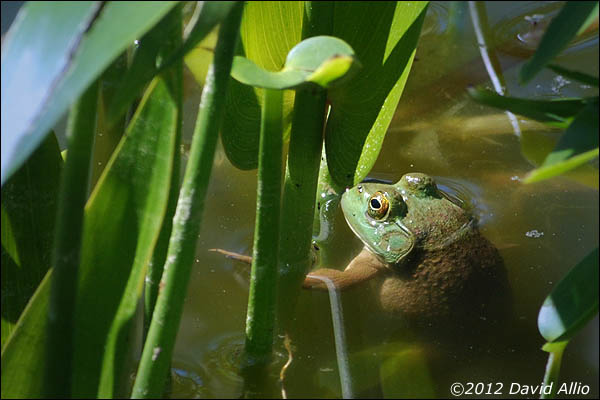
[169, 334, 245, 398]
[435, 176, 492, 226]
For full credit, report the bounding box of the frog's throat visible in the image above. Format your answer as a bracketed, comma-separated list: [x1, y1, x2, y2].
[345, 215, 415, 265]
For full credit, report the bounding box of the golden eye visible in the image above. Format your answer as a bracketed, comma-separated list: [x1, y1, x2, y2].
[367, 191, 389, 220]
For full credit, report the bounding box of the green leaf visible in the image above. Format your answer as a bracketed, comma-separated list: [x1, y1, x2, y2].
[548, 64, 599, 87]
[520, 1, 599, 84]
[231, 36, 359, 90]
[524, 148, 599, 184]
[524, 102, 599, 183]
[538, 248, 599, 343]
[1, 1, 100, 186]
[221, 1, 303, 170]
[1, 134, 62, 348]
[1, 1, 178, 186]
[1, 271, 51, 399]
[325, 1, 429, 188]
[105, 2, 235, 127]
[75, 74, 181, 397]
[1, 73, 181, 398]
[467, 87, 591, 127]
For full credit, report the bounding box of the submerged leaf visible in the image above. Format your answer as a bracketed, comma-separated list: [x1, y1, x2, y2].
[548, 64, 599, 87]
[467, 87, 591, 127]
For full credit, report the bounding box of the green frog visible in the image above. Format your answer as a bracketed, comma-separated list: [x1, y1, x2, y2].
[213, 172, 509, 328]
[304, 173, 509, 328]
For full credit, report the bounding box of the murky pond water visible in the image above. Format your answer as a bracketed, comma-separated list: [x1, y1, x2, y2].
[171, 2, 598, 398]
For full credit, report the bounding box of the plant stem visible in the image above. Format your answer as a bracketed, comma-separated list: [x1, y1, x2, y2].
[541, 341, 568, 399]
[144, 3, 183, 343]
[277, 89, 327, 324]
[131, 3, 243, 397]
[245, 88, 283, 365]
[44, 80, 99, 398]
[276, 0, 332, 326]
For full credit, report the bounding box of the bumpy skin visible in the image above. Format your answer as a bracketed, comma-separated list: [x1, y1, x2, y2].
[304, 173, 509, 327]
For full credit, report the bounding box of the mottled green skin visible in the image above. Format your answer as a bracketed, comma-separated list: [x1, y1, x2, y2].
[341, 173, 509, 326]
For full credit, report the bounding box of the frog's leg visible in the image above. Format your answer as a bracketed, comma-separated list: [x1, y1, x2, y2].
[209, 248, 252, 264]
[303, 248, 386, 291]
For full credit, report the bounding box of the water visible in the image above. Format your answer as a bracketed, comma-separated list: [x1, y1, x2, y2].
[172, 2, 599, 398]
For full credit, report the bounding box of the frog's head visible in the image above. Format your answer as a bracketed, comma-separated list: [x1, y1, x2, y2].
[341, 173, 473, 265]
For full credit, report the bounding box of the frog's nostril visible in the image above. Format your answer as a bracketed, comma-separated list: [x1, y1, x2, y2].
[345, 187, 351, 192]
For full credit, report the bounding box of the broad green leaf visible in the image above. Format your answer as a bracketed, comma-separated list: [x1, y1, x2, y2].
[74, 74, 181, 397]
[325, 2, 429, 188]
[0, 1, 100, 186]
[221, 1, 303, 170]
[1, 133, 62, 348]
[1, 74, 181, 398]
[524, 102, 599, 183]
[231, 36, 359, 89]
[0, 271, 51, 399]
[538, 248, 599, 343]
[1, 1, 178, 186]
[106, 2, 235, 127]
[548, 64, 599, 87]
[520, 1, 599, 84]
[467, 87, 591, 128]
[90, 54, 129, 189]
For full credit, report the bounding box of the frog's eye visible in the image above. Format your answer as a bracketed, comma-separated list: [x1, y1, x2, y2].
[367, 191, 390, 220]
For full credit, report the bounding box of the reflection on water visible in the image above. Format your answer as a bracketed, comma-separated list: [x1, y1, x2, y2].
[174, 1, 599, 398]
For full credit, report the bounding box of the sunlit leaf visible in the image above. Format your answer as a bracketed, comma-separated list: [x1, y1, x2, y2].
[520, 1, 599, 84]
[0, 271, 51, 399]
[221, 1, 303, 169]
[524, 101, 599, 183]
[538, 248, 599, 343]
[0, 73, 181, 398]
[1, 1, 100, 186]
[1, 134, 62, 348]
[75, 75, 181, 397]
[1, 1, 178, 186]
[106, 2, 235, 127]
[231, 36, 359, 90]
[325, 2, 429, 188]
